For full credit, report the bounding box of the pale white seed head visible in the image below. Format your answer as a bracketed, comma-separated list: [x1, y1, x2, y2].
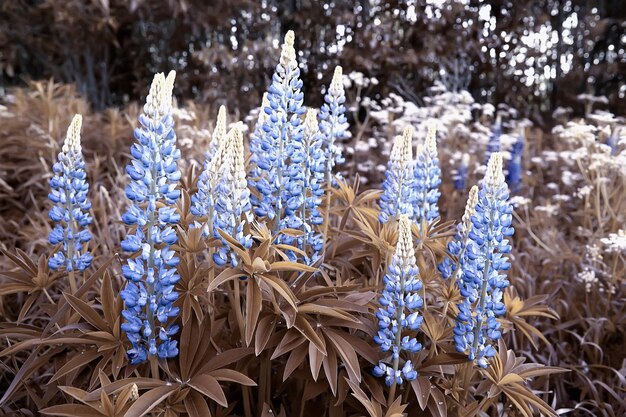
[391, 126, 414, 167]
[461, 185, 479, 235]
[329, 66, 344, 96]
[396, 215, 416, 265]
[62, 114, 83, 154]
[130, 384, 139, 401]
[145, 70, 176, 118]
[280, 30, 297, 70]
[212, 105, 227, 149]
[257, 93, 270, 127]
[485, 152, 505, 187]
[304, 108, 319, 137]
[424, 123, 437, 154]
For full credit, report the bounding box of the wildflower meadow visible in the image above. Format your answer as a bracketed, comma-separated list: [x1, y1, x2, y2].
[1, 3, 625, 417]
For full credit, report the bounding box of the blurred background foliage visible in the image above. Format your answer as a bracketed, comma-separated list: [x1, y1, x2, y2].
[0, 0, 624, 123]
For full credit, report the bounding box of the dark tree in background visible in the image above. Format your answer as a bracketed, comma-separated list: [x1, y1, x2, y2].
[0, 0, 623, 123]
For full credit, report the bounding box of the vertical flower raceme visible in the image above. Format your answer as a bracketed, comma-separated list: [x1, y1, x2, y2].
[507, 135, 524, 193]
[191, 107, 229, 237]
[120, 71, 181, 364]
[48, 114, 93, 273]
[254, 30, 305, 226]
[454, 153, 513, 368]
[280, 109, 326, 262]
[373, 215, 423, 386]
[485, 115, 502, 164]
[208, 105, 227, 160]
[437, 185, 479, 281]
[412, 124, 441, 225]
[318, 65, 348, 185]
[249, 92, 270, 180]
[453, 153, 470, 191]
[213, 124, 254, 266]
[379, 126, 414, 223]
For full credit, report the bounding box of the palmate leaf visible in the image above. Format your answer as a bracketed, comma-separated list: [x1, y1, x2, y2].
[478, 339, 567, 417]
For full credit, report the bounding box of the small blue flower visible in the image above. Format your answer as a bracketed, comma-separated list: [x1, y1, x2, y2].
[507, 135, 524, 193]
[373, 216, 423, 386]
[412, 124, 441, 225]
[453, 153, 470, 191]
[454, 153, 513, 368]
[379, 127, 414, 223]
[485, 115, 502, 164]
[48, 114, 93, 272]
[120, 71, 182, 365]
[319, 66, 348, 185]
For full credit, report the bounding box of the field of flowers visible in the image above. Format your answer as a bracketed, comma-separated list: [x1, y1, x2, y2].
[0, 31, 624, 417]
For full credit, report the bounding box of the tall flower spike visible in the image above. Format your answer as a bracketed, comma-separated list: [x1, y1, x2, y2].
[319, 65, 348, 184]
[48, 114, 93, 272]
[208, 105, 227, 159]
[279, 109, 326, 262]
[485, 115, 502, 164]
[454, 153, 514, 368]
[412, 123, 441, 225]
[373, 215, 423, 387]
[379, 126, 414, 223]
[253, 30, 305, 226]
[120, 71, 181, 364]
[454, 153, 470, 191]
[507, 134, 524, 193]
[192, 107, 230, 237]
[213, 124, 254, 266]
[249, 93, 270, 179]
[437, 185, 479, 280]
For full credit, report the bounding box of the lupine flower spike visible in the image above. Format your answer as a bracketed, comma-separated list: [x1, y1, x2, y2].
[319, 65, 348, 185]
[412, 123, 441, 225]
[485, 114, 502, 164]
[192, 106, 230, 237]
[507, 134, 524, 193]
[279, 109, 325, 263]
[438, 185, 479, 281]
[48, 114, 93, 277]
[373, 215, 423, 387]
[379, 126, 414, 223]
[249, 92, 270, 180]
[253, 30, 305, 228]
[120, 71, 181, 364]
[208, 105, 227, 159]
[453, 153, 470, 191]
[213, 124, 254, 266]
[454, 153, 514, 367]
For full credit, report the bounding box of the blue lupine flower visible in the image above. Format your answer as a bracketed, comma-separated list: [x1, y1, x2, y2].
[248, 93, 270, 182]
[507, 135, 524, 193]
[318, 66, 348, 185]
[48, 114, 93, 272]
[379, 127, 414, 223]
[412, 124, 441, 225]
[454, 153, 513, 368]
[212, 124, 254, 267]
[191, 106, 228, 237]
[278, 110, 326, 263]
[438, 185, 478, 280]
[120, 71, 181, 365]
[252, 31, 306, 226]
[373, 215, 423, 386]
[485, 115, 502, 164]
[453, 153, 470, 191]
